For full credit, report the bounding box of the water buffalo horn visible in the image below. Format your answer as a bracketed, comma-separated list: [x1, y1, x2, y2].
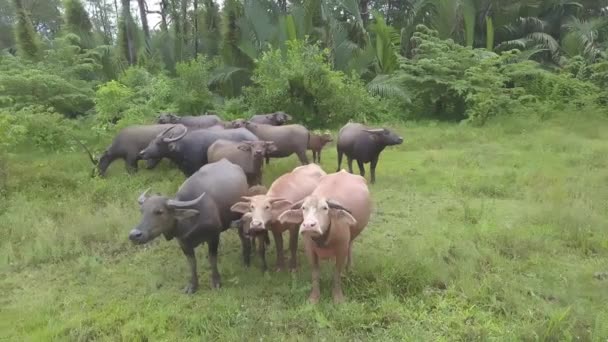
[76, 140, 98, 165]
[138, 188, 151, 205]
[162, 124, 188, 143]
[167, 192, 206, 208]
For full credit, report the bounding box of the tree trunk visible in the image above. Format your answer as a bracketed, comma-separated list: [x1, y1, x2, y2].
[193, 0, 198, 56]
[160, 0, 169, 34]
[181, 0, 189, 59]
[121, 0, 136, 65]
[137, 0, 151, 54]
[359, 0, 369, 25]
[171, 0, 182, 61]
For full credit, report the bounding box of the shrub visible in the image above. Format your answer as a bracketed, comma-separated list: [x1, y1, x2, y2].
[94, 80, 134, 125]
[171, 56, 216, 115]
[16, 106, 78, 150]
[244, 40, 384, 128]
[396, 25, 517, 124]
[0, 55, 95, 117]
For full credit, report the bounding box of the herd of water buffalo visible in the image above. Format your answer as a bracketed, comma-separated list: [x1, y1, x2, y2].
[80, 111, 403, 303]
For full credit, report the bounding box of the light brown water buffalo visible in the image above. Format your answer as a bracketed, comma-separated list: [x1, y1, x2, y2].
[230, 164, 326, 272]
[308, 133, 333, 163]
[207, 139, 277, 186]
[233, 121, 310, 165]
[336, 122, 403, 184]
[129, 159, 249, 293]
[236, 185, 271, 269]
[279, 170, 371, 304]
[79, 124, 176, 177]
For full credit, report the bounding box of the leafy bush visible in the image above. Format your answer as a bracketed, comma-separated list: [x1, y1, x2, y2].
[171, 56, 216, 115]
[94, 80, 134, 125]
[0, 55, 95, 117]
[245, 40, 386, 128]
[396, 25, 518, 124]
[16, 106, 78, 149]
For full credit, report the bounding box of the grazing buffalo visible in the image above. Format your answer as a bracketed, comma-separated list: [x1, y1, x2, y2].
[336, 123, 403, 184]
[139, 124, 259, 177]
[231, 164, 326, 272]
[129, 159, 249, 293]
[249, 111, 292, 126]
[279, 170, 371, 304]
[308, 133, 333, 163]
[157, 112, 224, 128]
[233, 121, 310, 165]
[207, 139, 277, 186]
[79, 124, 176, 177]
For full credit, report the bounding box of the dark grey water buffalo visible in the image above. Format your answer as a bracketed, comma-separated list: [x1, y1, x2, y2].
[336, 123, 403, 184]
[139, 124, 259, 177]
[207, 139, 277, 186]
[79, 124, 176, 177]
[233, 121, 309, 165]
[157, 112, 224, 128]
[249, 111, 292, 126]
[129, 159, 249, 293]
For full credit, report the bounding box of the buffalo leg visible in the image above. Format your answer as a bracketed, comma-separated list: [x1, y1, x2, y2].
[312, 151, 317, 163]
[257, 233, 268, 272]
[347, 157, 354, 174]
[346, 241, 353, 271]
[336, 149, 343, 172]
[265, 156, 270, 165]
[288, 225, 299, 271]
[296, 150, 309, 165]
[272, 230, 285, 272]
[370, 156, 379, 184]
[125, 156, 139, 174]
[318, 150, 322, 163]
[181, 245, 199, 294]
[208, 236, 221, 289]
[357, 160, 365, 177]
[305, 240, 321, 304]
[239, 225, 252, 267]
[332, 245, 348, 304]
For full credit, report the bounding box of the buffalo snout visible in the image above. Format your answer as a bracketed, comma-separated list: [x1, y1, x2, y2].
[249, 219, 265, 231]
[129, 229, 145, 243]
[300, 220, 322, 236]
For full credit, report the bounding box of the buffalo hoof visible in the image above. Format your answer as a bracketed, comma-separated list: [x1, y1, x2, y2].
[332, 291, 345, 304]
[183, 283, 198, 294]
[210, 278, 221, 289]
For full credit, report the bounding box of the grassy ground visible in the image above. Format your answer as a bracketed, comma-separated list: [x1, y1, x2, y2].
[1, 112, 608, 341]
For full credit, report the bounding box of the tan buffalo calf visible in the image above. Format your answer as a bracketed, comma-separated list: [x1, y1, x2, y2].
[307, 133, 333, 164]
[279, 170, 371, 304]
[231, 163, 327, 271]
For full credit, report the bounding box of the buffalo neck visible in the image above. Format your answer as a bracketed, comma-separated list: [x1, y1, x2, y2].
[312, 221, 332, 248]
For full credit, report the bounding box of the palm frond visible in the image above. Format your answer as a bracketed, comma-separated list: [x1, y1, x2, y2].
[366, 74, 411, 102]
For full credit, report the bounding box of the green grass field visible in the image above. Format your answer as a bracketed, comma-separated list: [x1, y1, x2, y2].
[2, 113, 608, 341]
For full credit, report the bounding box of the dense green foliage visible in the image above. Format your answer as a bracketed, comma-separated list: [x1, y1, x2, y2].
[1, 0, 608, 339]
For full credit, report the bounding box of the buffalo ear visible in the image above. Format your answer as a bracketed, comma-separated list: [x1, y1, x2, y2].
[271, 199, 294, 217]
[278, 209, 303, 225]
[333, 209, 357, 228]
[231, 201, 250, 214]
[265, 142, 278, 153]
[237, 144, 251, 152]
[174, 208, 199, 221]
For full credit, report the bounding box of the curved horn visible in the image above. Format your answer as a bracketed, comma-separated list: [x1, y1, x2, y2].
[326, 199, 353, 214]
[76, 140, 98, 165]
[138, 188, 151, 205]
[268, 197, 289, 204]
[157, 124, 177, 138]
[364, 129, 385, 134]
[163, 124, 188, 143]
[290, 199, 305, 209]
[167, 192, 206, 208]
